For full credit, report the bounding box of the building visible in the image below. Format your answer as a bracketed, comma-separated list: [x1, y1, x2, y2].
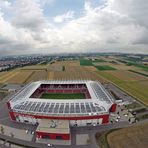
[7, 80, 116, 140]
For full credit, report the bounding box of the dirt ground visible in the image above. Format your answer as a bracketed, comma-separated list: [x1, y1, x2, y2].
[52, 65, 107, 82]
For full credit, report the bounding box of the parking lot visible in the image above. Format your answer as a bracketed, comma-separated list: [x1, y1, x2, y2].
[109, 105, 136, 124]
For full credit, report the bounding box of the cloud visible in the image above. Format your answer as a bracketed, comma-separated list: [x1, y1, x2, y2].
[0, 0, 11, 9]
[0, 0, 148, 55]
[53, 11, 75, 23]
[35, 0, 54, 7]
[105, 0, 148, 27]
[11, 0, 48, 31]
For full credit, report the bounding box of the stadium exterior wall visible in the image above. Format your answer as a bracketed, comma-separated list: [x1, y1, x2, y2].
[9, 111, 16, 121]
[9, 111, 109, 124]
[36, 131, 70, 140]
[110, 103, 117, 112]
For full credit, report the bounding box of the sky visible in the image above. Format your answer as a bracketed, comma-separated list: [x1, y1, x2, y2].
[0, 0, 148, 56]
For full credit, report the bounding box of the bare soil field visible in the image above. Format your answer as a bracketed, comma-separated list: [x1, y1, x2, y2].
[83, 66, 98, 72]
[48, 71, 54, 80]
[51, 60, 80, 66]
[47, 65, 63, 72]
[107, 123, 148, 148]
[22, 65, 47, 70]
[53, 65, 107, 82]
[25, 70, 48, 83]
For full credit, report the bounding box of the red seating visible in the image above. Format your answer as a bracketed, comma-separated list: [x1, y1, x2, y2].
[30, 84, 91, 99]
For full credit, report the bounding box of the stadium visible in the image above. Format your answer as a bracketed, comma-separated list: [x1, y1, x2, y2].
[7, 80, 117, 140]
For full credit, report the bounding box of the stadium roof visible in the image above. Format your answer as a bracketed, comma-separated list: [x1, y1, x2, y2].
[9, 80, 115, 116]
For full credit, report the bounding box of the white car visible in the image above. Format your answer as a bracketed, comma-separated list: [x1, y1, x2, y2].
[25, 130, 29, 134]
[115, 119, 119, 122]
[47, 144, 52, 147]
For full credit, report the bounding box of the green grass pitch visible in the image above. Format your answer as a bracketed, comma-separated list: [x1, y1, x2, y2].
[40, 93, 86, 99]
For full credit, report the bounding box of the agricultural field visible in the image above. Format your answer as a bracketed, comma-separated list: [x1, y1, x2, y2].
[22, 65, 47, 70]
[0, 57, 147, 106]
[0, 70, 20, 83]
[92, 59, 106, 63]
[129, 70, 148, 77]
[97, 70, 148, 105]
[93, 62, 142, 71]
[40, 93, 86, 99]
[107, 123, 148, 148]
[79, 59, 93, 66]
[84, 66, 98, 72]
[5, 70, 34, 84]
[53, 60, 80, 66]
[80, 58, 106, 66]
[126, 62, 148, 71]
[105, 70, 147, 82]
[48, 71, 54, 80]
[107, 64, 140, 71]
[53, 65, 107, 82]
[47, 65, 63, 72]
[0, 69, 48, 84]
[25, 70, 48, 83]
[95, 65, 116, 71]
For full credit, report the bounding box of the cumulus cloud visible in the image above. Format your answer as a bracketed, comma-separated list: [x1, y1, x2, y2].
[11, 0, 48, 31]
[0, 0, 148, 55]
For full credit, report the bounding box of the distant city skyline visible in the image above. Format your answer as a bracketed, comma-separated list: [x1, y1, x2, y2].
[0, 0, 148, 55]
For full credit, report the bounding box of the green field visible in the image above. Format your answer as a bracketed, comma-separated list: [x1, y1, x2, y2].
[95, 65, 116, 71]
[92, 59, 106, 63]
[126, 62, 148, 71]
[79, 59, 93, 66]
[80, 59, 106, 66]
[40, 93, 86, 99]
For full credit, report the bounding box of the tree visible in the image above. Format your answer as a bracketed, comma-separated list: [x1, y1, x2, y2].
[0, 126, 4, 134]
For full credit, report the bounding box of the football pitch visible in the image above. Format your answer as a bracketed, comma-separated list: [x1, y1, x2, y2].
[40, 93, 86, 99]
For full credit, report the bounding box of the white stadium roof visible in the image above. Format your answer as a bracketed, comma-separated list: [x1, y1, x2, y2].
[9, 80, 115, 116]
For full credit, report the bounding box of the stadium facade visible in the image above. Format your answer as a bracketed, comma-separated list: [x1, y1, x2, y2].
[7, 80, 116, 140]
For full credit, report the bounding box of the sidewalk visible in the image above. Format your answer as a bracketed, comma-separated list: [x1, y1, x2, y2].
[0, 124, 33, 141]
